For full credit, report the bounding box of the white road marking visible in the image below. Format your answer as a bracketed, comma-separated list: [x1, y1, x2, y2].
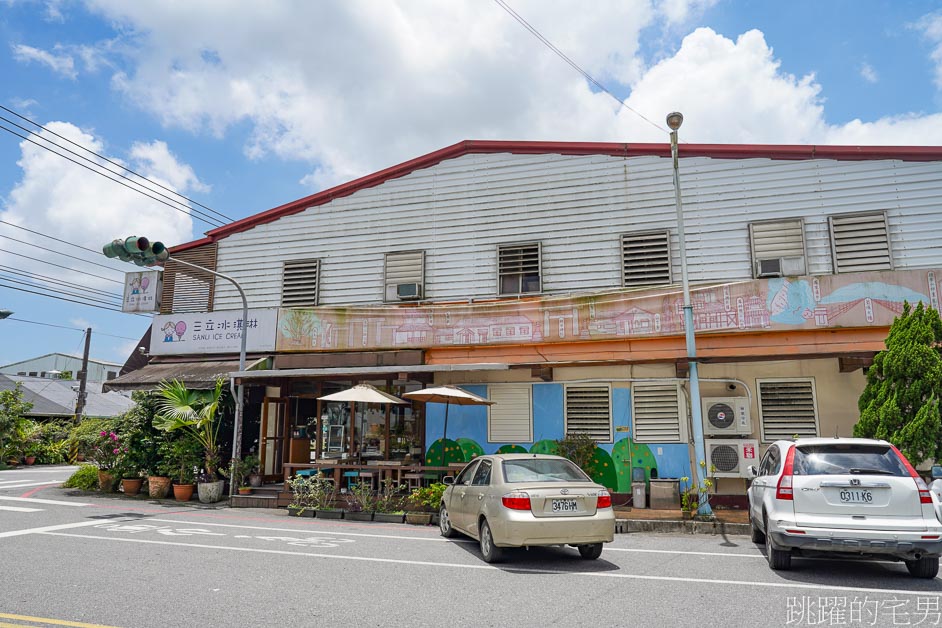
[40, 531, 942, 597]
[0, 480, 60, 489]
[0, 469, 75, 474]
[0, 505, 43, 512]
[606, 547, 764, 558]
[0, 496, 90, 506]
[0, 519, 105, 539]
[146, 518, 475, 543]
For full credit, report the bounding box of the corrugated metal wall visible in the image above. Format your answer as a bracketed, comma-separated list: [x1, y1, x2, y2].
[211, 153, 942, 310]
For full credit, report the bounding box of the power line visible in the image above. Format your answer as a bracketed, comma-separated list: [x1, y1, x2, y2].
[0, 104, 234, 224]
[0, 121, 227, 229]
[0, 247, 123, 285]
[0, 281, 133, 314]
[493, 0, 671, 136]
[0, 232, 127, 274]
[5, 317, 140, 341]
[0, 219, 109, 257]
[0, 264, 122, 300]
[0, 273, 123, 307]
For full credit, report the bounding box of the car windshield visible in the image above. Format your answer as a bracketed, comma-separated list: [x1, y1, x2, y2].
[793, 444, 908, 476]
[502, 459, 590, 483]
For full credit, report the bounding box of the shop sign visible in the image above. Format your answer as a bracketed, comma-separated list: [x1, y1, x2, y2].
[122, 270, 162, 313]
[150, 308, 278, 355]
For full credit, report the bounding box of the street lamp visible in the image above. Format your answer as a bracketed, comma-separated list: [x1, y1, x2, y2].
[667, 112, 711, 516]
[103, 236, 249, 500]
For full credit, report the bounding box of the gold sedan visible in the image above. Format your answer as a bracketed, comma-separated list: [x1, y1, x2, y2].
[440, 453, 616, 563]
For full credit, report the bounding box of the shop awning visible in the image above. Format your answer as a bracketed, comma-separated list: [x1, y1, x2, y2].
[229, 363, 509, 380]
[104, 356, 270, 391]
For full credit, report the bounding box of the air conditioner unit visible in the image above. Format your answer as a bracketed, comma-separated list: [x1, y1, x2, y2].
[396, 283, 422, 300]
[755, 257, 783, 278]
[706, 438, 760, 478]
[702, 397, 752, 436]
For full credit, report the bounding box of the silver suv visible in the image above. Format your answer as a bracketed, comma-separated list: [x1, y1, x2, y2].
[747, 437, 942, 578]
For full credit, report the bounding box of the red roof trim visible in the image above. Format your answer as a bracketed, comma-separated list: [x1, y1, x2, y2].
[187, 140, 942, 244]
[168, 236, 212, 254]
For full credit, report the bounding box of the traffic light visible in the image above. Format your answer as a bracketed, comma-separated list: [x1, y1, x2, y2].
[102, 236, 169, 267]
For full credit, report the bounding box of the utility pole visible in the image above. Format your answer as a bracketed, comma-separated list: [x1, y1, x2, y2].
[73, 327, 91, 423]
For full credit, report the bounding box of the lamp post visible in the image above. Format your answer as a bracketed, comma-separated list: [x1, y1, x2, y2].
[667, 112, 711, 516]
[103, 236, 249, 501]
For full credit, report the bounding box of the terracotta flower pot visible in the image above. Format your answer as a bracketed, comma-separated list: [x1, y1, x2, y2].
[147, 476, 172, 499]
[121, 478, 143, 497]
[97, 470, 114, 492]
[238, 487, 253, 495]
[173, 483, 195, 502]
[24, 456, 36, 466]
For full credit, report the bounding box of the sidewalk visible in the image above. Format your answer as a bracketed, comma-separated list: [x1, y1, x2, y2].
[613, 506, 751, 536]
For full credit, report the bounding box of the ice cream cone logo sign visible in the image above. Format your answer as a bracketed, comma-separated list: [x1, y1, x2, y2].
[162, 321, 187, 343]
[122, 270, 161, 313]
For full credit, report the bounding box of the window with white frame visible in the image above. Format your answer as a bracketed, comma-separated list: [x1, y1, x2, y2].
[621, 230, 672, 287]
[384, 251, 425, 301]
[565, 385, 612, 442]
[631, 382, 685, 443]
[828, 212, 892, 273]
[488, 384, 532, 443]
[498, 242, 541, 295]
[749, 219, 806, 278]
[758, 378, 819, 442]
[282, 259, 320, 307]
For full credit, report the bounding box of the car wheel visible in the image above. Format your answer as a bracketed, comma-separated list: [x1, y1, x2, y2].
[578, 543, 603, 560]
[750, 512, 766, 544]
[439, 505, 457, 538]
[479, 519, 503, 563]
[765, 516, 791, 571]
[905, 556, 940, 579]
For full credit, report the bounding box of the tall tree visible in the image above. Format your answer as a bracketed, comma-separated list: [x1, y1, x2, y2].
[854, 302, 942, 465]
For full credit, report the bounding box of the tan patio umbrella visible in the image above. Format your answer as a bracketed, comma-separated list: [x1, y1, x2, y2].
[402, 385, 494, 447]
[318, 384, 408, 461]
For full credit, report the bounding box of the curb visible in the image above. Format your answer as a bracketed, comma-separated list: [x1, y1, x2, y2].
[615, 518, 750, 536]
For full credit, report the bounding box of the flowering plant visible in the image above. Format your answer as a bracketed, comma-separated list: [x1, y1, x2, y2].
[92, 431, 126, 471]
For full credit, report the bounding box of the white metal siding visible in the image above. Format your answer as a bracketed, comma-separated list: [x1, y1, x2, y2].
[487, 384, 532, 443]
[211, 153, 942, 310]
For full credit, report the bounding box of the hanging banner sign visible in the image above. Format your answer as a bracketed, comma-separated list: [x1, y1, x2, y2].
[150, 308, 278, 355]
[122, 270, 162, 313]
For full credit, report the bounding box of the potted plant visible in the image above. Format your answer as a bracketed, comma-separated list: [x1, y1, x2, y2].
[345, 481, 376, 521]
[287, 474, 315, 517]
[373, 478, 407, 523]
[92, 430, 124, 492]
[223, 454, 260, 495]
[406, 482, 446, 525]
[159, 437, 201, 502]
[155, 379, 227, 504]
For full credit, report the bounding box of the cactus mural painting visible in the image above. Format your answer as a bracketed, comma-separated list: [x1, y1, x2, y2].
[583, 447, 618, 490]
[612, 438, 658, 493]
[496, 444, 528, 454]
[425, 439, 465, 466]
[457, 438, 485, 462]
[528, 439, 560, 455]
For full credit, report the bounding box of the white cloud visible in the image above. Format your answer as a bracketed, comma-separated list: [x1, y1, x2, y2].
[859, 62, 878, 84]
[11, 43, 77, 79]
[914, 11, 942, 89]
[0, 122, 195, 295]
[70, 317, 91, 329]
[74, 3, 942, 194]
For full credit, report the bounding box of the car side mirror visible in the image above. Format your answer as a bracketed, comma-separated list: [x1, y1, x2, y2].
[932, 465, 942, 480]
[746, 465, 757, 478]
[442, 476, 455, 485]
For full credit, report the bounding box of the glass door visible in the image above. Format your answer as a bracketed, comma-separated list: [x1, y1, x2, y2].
[260, 397, 288, 481]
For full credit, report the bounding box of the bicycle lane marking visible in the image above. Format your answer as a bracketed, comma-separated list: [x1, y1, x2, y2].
[0, 519, 105, 539]
[87, 521, 359, 550]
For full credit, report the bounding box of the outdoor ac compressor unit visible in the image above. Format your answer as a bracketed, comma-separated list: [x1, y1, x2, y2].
[706, 439, 760, 478]
[701, 397, 752, 436]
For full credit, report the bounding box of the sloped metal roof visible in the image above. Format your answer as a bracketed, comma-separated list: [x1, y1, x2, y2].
[0, 374, 135, 418]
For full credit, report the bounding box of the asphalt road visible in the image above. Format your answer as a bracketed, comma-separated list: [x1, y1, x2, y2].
[2, 466, 942, 628]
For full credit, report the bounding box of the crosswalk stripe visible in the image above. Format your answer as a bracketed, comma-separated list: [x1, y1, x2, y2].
[0, 505, 43, 512]
[0, 496, 90, 507]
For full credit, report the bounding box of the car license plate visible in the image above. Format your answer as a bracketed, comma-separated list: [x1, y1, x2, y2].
[552, 499, 578, 512]
[839, 489, 874, 504]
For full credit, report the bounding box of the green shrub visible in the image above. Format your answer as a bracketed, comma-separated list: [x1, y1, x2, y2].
[63, 464, 99, 490]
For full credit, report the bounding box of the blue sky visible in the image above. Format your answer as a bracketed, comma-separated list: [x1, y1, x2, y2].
[1, 0, 941, 368]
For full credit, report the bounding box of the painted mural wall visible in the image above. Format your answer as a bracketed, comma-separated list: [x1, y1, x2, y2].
[421, 384, 692, 493]
[276, 269, 941, 353]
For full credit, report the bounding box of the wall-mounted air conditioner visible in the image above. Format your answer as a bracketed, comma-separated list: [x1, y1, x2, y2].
[396, 283, 422, 300]
[706, 438, 760, 478]
[702, 397, 752, 436]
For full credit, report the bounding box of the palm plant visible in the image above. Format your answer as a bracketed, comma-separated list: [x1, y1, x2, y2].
[154, 378, 225, 480]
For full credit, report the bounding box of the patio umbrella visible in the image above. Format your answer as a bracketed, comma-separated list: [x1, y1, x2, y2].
[402, 385, 494, 448]
[318, 384, 408, 461]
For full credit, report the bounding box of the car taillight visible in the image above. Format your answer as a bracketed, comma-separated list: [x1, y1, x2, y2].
[891, 445, 933, 504]
[501, 491, 531, 511]
[597, 490, 612, 509]
[776, 444, 796, 500]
